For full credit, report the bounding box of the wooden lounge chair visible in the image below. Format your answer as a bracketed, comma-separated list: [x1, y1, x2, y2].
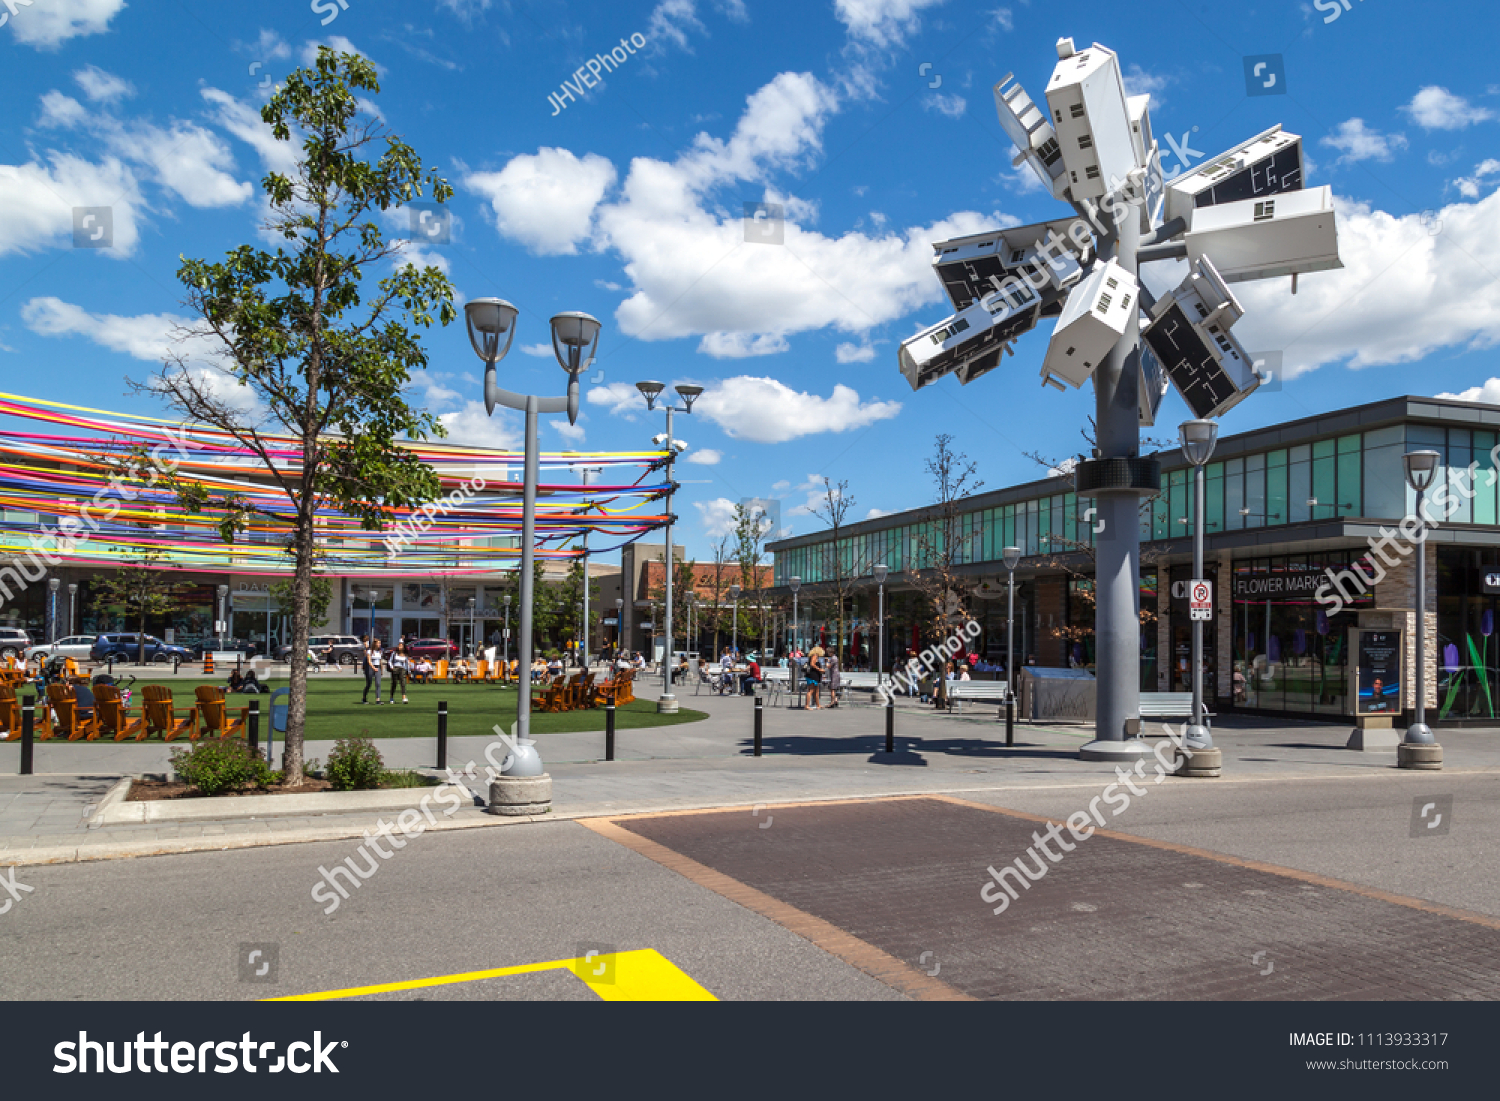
[531, 676, 568, 713]
[577, 672, 596, 709]
[143, 685, 197, 741]
[0, 685, 52, 741]
[47, 683, 98, 741]
[564, 671, 587, 711]
[434, 658, 450, 681]
[93, 684, 147, 741]
[615, 669, 636, 705]
[474, 660, 490, 683]
[195, 686, 249, 739]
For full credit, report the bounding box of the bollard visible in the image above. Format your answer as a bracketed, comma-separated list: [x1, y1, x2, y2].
[885, 694, 894, 753]
[1005, 693, 1015, 748]
[107, 656, 114, 678]
[247, 698, 260, 756]
[604, 689, 616, 762]
[754, 693, 763, 757]
[436, 700, 448, 771]
[20, 696, 35, 776]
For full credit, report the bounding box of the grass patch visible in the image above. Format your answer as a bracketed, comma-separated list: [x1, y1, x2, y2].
[48, 675, 708, 740]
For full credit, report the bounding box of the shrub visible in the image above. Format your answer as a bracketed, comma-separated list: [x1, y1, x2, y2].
[325, 737, 385, 791]
[169, 739, 273, 796]
[380, 769, 433, 789]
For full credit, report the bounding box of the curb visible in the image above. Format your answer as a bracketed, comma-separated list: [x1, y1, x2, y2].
[90, 779, 473, 825]
[86, 777, 134, 828]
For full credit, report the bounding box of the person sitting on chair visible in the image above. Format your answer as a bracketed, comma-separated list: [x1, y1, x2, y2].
[739, 657, 762, 696]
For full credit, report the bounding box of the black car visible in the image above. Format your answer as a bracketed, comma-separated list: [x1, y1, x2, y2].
[89, 634, 193, 665]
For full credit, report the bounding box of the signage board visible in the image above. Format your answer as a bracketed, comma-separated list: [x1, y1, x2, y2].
[1189, 579, 1212, 621]
[1353, 629, 1401, 715]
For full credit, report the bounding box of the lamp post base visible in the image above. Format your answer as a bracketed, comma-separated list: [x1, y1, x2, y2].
[1079, 739, 1151, 762]
[488, 773, 552, 816]
[1174, 745, 1222, 778]
[1398, 742, 1443, 770]
[657, 695, 679, 714]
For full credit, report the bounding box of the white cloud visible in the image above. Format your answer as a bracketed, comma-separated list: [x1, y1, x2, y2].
[300, 36, 383, 73]
[21, 297, 215, 363]
[698, 332, 789, 358]
[586, 381, 647, 419]
[519, 343, 554, 357]
[1452, 158, 1500, 199]
[1230, 189, 1500, 380]
[685, 448, 722, 465]
[439, 402, 521, 448]
[922, 92, 966, 118]
[694, 377, 901, 443]
[695, 497, 738, 537]
[392, 240, 452, 276]
[0, 154, 143, 256]
[73, 65, 133, 103]
[246, 28, 291, 61]
[771, 479, 790, 491]
[1437, 379, 1500, 404]
[647, 0, 706, 51]
[865, 507, 891, 519]
[833, 0, 948, 47]
[835, 341, 877, 363]
[125, 120, 251, 207]
[1122, 64, 1171, 108]
[465, 147, 617, 256]
[1320, 118, 1408, 164]
[200, 88, 301, 176]
[437, 0, 491, 21]
[1402, 86, 1494, 131]
[553, 419, 587, 444]
[38, 91, 88, 128]
[6, 0, 126, 48]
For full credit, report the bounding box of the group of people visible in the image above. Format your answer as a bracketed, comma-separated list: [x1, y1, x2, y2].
[357, 638, 413, 705]
[788, 645, 840, 709]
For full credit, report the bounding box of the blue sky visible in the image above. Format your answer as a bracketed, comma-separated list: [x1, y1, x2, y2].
[2, 0, 1498, 563]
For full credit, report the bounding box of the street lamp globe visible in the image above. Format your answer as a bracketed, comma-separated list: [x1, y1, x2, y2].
[549, 311, 601, 372]
[635, 380, 666, 409]
[1403, 450, 1441, 492]
[1179, 419, 1219, 467]
[729, 583, 741, 600]
[789, 576, 801, 594]
[463, 298, 519, 363]
[504, 593, 512, 607]
[1002, 546, 1021, 571]
[873, 563, 888, 584]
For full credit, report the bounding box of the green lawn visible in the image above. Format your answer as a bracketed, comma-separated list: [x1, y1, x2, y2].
[50, 675, 707, 741]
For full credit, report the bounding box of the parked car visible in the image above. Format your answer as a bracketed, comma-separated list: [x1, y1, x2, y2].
[23, 635, 98, 664]
[89, 634, 193, 665]
[190, 637, 261, 659]
[405, 637, 459, 661]
[0, 627, 35, 661]
[278, 635, 364, 666]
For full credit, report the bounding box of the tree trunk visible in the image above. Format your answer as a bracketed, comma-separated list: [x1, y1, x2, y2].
[283, 496, 314, 785]
[137, 606, 147, 666]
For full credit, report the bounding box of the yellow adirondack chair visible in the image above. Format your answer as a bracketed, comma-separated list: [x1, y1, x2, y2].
[143, 685, 198, 741]
[195, 686, 249, 739]
[94, 684, 147, 741]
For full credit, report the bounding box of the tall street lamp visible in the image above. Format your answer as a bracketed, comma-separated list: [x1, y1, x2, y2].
[468, 597, 476, 658]
[789, 575, 802, 708]
[570, 461, 603, 669]
[1401, 449, 1444, 770]
[503, 592, 513, 672]
[873, 564, 888, 685]
[615, 596, 624, 652]
[365, 588, 380, 641]
[68, 582, 78, 636]
[1003, 546, 1021, 746]
[729, 583, 741, 656]
[466, 298, 599, 773]
[47, 577, 59, 643]
[1179, 419, 1221, 775]
[636, 381, 702, 713]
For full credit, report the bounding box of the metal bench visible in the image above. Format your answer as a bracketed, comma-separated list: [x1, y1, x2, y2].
[761, 667, 791, 706]
[694, 664, 723, 696]
[1138, 692, 1211, 724]
[945, 681, 1010, 713]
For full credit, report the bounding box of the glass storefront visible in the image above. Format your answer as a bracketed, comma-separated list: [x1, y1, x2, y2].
[1231, 554, 1370, 714]
[1436, 547, 1500, 722]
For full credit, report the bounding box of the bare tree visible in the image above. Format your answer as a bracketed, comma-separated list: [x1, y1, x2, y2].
[809, 477, 867, 662]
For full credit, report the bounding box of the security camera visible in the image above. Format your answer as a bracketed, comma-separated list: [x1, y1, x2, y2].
[652, 433, 669, 447]
[671, 439, 688, 453]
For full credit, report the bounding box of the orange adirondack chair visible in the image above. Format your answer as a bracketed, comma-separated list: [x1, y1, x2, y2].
[47, 684, 98, 741]
[474, 660, 490, 683]
[577, 672, 596, 709]
[143, 685, 198, 741]
[531, 676, 567, 713]
[564, 671, 584, 710]
[434, 658, 450, 681]
[195, 686, 249, 738]
[94, 684, 147, 741]
[0, 685, 52, 741]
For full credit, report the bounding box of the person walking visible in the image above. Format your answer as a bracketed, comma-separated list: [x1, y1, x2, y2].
[805, 641, 824, 710]
[389, 642, 411, 704]
[361, 637, 384, 704]
[825, 649, 842, 708]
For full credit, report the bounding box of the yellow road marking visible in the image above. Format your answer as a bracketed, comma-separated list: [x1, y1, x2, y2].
[267, 949, 716, 1001]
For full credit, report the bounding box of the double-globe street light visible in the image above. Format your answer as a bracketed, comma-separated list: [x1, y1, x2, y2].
[1401, 449, 1444, 770]
[465, 297, 599, 774]
[1179, 420, 1221, 776]
[636, 381, 702, 713]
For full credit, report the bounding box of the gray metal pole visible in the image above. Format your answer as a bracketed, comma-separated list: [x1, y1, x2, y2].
[581, 466, 591, 671]
[877, 582, 885, 685]
[1007, 568, 1015, 700]
[660, 406, 677, 712]
[1186, 462, 1212, 748]
[516, 397, 540, 750]
[1407, 490, 1434, 744]
[1080, 204, 1148, 762]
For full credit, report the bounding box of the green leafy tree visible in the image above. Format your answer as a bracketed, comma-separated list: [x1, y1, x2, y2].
[90, 550, 186, 664]
[529, 560, 560, 649]
[270, 575, 331, 629]
[138, 48, 452, 785]
[556, 559, 601, 652]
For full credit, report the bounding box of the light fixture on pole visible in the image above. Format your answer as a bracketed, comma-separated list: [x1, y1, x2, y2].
[729, 583, 741, 656]
[1400, 449, 1443, 770]
[466, 298, 598, 778]
[1002, 546, 1021, 746]
[615, 597, 624, 651]
[468, 597, 476, 658]
[637, 381, 702, 712]
[789, 575, 802, 709]
[217, 584, 229, 649]
[68, 582, 78, 636]
[46, 577, 59, 644]
[503, 592, 513, 671]
[1179, 418, 1221, 775]
[873, 564, 888, 686]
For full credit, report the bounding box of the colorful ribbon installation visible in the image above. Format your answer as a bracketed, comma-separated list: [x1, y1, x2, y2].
[0, 392, 672, 577]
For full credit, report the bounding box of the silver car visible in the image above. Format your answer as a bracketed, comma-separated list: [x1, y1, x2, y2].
[24, 635, 97, 663]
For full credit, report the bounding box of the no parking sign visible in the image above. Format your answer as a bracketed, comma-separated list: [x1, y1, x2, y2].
[1189, 579, 1212, 621]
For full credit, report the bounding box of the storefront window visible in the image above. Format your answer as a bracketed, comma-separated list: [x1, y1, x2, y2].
[1436, 547, 1500, 721]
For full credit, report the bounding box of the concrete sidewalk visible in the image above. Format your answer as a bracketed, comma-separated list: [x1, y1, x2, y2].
[4, 687, 1499, 866]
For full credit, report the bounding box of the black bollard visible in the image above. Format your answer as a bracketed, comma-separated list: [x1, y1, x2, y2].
[753, 693, 763, 757]
[436, 700, 448, 771]
[247, 698, 260, 756]
[1005, 692, 1015, 747]
[885, 694, 894, 754]
[20, 696, 35, 776]
[604, 690, 616, 761]
[107, 656, 114, 678]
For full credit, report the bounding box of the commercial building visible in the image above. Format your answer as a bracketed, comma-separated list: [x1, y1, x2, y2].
[767, 395, 1500, 725]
